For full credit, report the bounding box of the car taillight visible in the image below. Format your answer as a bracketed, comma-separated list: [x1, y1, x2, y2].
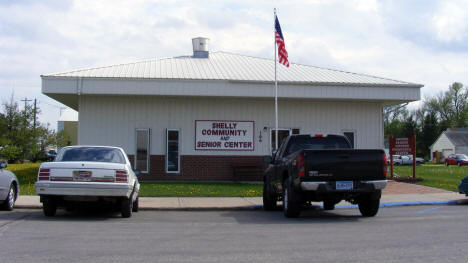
[383, 153, 388, 177]
[298, 154, 305, 178]
[39, 168, 50, 181]
[314, 134, 323, 138]
[115, 170, 128, 183]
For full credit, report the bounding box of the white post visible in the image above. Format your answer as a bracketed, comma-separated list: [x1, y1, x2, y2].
[274, 8, 279, 151]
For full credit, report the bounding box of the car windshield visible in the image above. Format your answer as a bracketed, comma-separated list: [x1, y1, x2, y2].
[456, 154, 468, 160]
[56, 147, 126, 164]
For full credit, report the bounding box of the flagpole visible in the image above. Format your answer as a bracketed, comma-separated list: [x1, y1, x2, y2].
[274, 8, 278, 151]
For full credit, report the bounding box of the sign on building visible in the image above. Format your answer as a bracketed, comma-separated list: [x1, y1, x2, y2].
[195, 120, 254, 151]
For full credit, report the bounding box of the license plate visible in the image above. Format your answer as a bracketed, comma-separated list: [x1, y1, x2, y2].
[336, 181, 353, 190]
[73, 171, 92, 181]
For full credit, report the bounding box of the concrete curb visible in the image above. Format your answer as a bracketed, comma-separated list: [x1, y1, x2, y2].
[15, 200, 467, 211]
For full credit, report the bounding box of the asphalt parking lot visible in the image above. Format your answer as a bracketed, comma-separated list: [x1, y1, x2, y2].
[1, 205, 468, 263]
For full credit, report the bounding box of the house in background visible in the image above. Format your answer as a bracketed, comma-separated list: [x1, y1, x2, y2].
[57, 108, 78, 146]
[430, 128, 468, 162]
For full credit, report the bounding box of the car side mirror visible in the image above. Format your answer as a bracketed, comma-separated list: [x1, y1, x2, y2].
[263, 156, 272, 164]
[0, 162, 7, 169]
[133, 169, 141, 176]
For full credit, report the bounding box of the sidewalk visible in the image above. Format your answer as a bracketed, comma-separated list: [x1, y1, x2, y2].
[15, 181, 468, 210]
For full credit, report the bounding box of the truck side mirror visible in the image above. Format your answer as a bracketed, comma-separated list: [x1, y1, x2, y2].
[263, 156, 272, 164]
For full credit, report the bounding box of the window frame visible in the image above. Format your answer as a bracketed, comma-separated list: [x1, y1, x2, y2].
[135, 128, 150, 174]
[166, 128, 181, 174]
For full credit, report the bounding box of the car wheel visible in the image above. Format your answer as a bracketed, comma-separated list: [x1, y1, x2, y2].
[263, 178, 277, 211]
[1, 184, 16, 211]
[282, 178, 301, 218]
[445, 162, 449, 166]
[132, 196, 139, 212]
[42, 197, 57, 217]
[323, 200, 335, 211]
[358, 196, 380, 217]
[121, 198, 133, 218]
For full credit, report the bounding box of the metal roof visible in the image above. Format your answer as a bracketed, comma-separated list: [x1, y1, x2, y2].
[445, 130, 468, 147]
[43, 51, 422, 87]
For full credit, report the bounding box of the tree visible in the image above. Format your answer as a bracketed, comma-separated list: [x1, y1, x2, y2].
[0, 96, 58, 163]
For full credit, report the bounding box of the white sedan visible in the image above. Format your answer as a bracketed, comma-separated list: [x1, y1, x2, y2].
[0, 161, 19, 211]
[35, 146, 140, 218]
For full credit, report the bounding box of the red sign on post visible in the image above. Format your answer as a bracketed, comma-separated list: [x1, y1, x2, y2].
[389, 134, 416, 179]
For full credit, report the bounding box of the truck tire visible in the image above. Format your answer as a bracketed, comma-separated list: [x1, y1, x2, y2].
[121, 198, 133, 218]
[358, 197, 380, 217]
[263, 178, 277, 211]
[43, 197, 57, 217]
[283, 178, 301, 218]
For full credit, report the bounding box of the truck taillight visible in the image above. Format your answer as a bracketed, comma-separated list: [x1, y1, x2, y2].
[314, 134, 323, 138]
[115, 170, 128, 182]
[38, 169, 50, 181]
[383, 153, 388, 177]
[298, 154, 305, 178]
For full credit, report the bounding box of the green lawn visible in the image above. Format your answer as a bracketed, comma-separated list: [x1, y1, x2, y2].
[6, 163, 40, 195]
[393, 164, 466, 192]
[139, 182, 262, 197]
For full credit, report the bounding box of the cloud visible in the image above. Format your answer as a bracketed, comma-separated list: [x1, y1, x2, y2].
[0, 0, 468, 127]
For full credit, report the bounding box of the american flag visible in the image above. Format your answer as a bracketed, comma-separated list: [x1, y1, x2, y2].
[275, 15, 289, 67]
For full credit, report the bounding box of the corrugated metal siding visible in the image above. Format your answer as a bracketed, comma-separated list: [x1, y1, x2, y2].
[78, 96, 383, 156]
[45, 52, 420, 87]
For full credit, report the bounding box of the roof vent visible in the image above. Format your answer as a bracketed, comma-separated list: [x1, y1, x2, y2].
[192, 37, 209, 58]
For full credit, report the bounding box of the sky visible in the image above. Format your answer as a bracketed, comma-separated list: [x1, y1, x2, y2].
[1, 0, 468, 130]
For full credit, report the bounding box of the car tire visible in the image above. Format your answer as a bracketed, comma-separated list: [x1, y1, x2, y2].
[42, 197, 57, 217]
[121, 198, 133, 218]
[283, 178, 301, 218]
[1, 184, 16, 211]
[358, 196, 380, 217]
[263, 178, 277, 211]
[132, 196, 139, 212]
[323, 200, 335, 211]
[445, 162, 449, 166]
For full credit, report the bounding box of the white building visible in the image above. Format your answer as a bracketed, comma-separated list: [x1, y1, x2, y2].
[41, 38, 422, 181]
[430, 128, 468, 162]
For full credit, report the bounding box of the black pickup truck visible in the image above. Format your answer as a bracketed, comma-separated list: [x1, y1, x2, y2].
[263, 134, 388, 218]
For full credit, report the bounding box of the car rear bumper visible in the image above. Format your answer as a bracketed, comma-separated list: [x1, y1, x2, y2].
[35, 181, 133, 198]
[300, 180, 387, 192]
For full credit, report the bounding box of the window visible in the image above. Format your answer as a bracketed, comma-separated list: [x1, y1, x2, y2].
[166, 129, 180, 173]
[135, 129, 150, 173]
[271, 128, 291, 153]
[343, 131, 355, 149]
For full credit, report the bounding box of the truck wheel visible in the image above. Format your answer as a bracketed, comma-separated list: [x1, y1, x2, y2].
[43, 197, 57, 217]
[132, 196, 139, 212]
[263, 179, 277, 211]
[323, 200, 335, 210]
[283, 178, 301, 218]
[358, 197, 380, 217]
[121, 198, 133, 218]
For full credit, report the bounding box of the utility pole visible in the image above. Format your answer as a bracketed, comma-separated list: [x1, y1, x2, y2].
[33, 99, 37, 130]
[20, 98, 32, 113]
